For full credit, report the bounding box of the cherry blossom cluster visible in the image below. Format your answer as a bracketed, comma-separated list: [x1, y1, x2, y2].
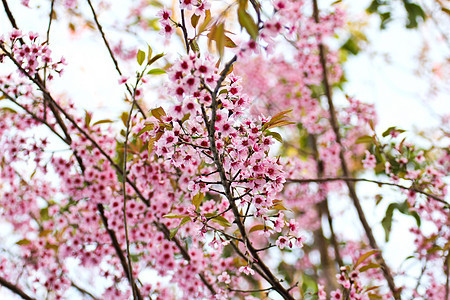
[0, 30, 65, 80]
[138, 52, 304, 247]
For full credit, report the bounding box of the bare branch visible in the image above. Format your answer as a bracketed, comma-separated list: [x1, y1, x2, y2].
[312, 0, 399, 297]
[0, 275, 35, 300]
[97, 204, 143, 300]
[85, 0, 146, 117]
[71, 281, 98, 300]
[286, 177, 448, 206]
[122, 101, 139, 299]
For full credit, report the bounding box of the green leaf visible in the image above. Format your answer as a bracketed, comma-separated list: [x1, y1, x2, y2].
[40, 207, 50, 221]
[264, 131, 283, 143]
[169, 216, 191, 239]
[147, 44, 153, 62]
[224, 35, 237, 48]
[45, 244, 59, 252]
[382, 126, 397, 137]
[192, 192, 204, 210]
[130, 254, 140, 262]
[148, 53, 165, 65]
[198, 10, 211, 34]
[355, 250, 380, 268]
[355, 135, 373, 144]
[147, 18, 160, 31]
[367, 0, 384, 14]
[92, 119, 114, 126]
[359, 263, 381, 272]
[179, 216, 191, 226]
[39, 229, 53, 237]
[216, 23, 225, 57]
[207, 23, 226, 57]
[148, 0, 163, 7]
[16, 239, 31, 246]
[249, 224, 269, 233]
[237, 6, 258, 40]
[121, 111, 129, 127]
[191, 14, 200, 28]
[270, 203, 288, 210]
[382, 201, 421, 242]
[403, 1, 426, 29]
[210, 215, 232, 227]
[301, 273, 318, 293]
[309, 84, 324, 98]
[137, 124, 155, 136]
[381, 203, 395, 241]
[379, 11, 392, 29]
[262, 109, 293, 130]
[169, 228, 178, 239]
[341, 36, 360, 55]
[147, 68, 166, 75]
[137, 49, 145, 65]
[150, 107, 166, 121]
[84, 110, 92, 127]
[189, 39, 200, 52]
[1, 107, 17, 114]
[365, 285, 382, 293]
[411, 211, 421, 227]
[163, 213, 190, 218]
[148, 137, 155, 155]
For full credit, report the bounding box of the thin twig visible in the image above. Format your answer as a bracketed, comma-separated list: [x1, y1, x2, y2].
[228, 286, 273, 293]
[1, 0, 18, 29]
[0, 275, 35, 300]
[122, 101, 139, 299]
[309, 133, 343, 293]
[227, 238, 272, 284]
[45, 0, 55, 42]
[286, 177, 448, 206]
[85, 0, 146, 117]
[43, 0, 55, 89]
[0, 89, 67, 143]
[97, 204, 143, 300]
[71, 281, 98, 300]
[180, 9, 190, 53]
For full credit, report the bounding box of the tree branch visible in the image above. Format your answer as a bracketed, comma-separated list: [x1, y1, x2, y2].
[1, 0, 18, 29]
[97, 204, 143, 300]
[286, 176, 448, 206]
[310, 134, 340, 294]
[0, 89, 67, 143]
[0, 276, 35, 300]
[312, 0, 400, 297]
[203, 55, 294, 300]
[122, 101, 139, 299]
